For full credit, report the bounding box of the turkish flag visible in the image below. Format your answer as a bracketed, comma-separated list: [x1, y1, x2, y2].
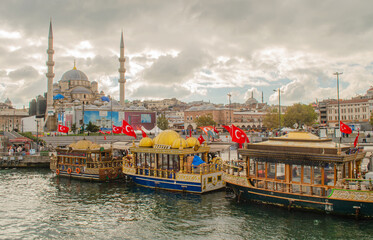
[354, 131, 360, 147]
[340, 121, 352, 134]
[106, 131, 111, 134]
[189, 129, 192, 137]
[222, 125, 231, 133]
[112, 125, 122, 134]
[198, 134, 205, 144]
[137, 126, 148, 138]
[58, 124, 69, 133]
[122, 120, 137, 139]
[99, 130, 105, 134]
[104, 136, 107, 140]
[231, 125, 248, 144]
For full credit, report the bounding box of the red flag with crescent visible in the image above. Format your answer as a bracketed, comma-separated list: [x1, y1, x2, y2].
[340, 121, 352, 134]
[354, 131, 360, 147]
[213, 126, 219, 134]
[198, 134, 205, 144]
[106, 131, 111, 134]
[112, 125, 122, 134]
[137, 126, 148, 138]
[231, 125, 248, 144]
[58, 124, 69, 133]
[122, 120, 137, 139]
[222, 125, 231, 133]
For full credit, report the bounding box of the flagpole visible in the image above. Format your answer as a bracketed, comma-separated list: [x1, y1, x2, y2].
[334, 72, 343, 153]
[227, 93, 231, 162]
[111, 97, 113, 147]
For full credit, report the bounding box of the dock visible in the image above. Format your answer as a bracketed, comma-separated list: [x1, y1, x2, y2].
[0, 154, 51, 168]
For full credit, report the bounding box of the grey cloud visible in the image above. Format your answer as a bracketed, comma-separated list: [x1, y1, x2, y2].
[8, 66, 39, 80]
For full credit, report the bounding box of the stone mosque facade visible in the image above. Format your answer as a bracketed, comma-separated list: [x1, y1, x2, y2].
[52, 65, 104, 104]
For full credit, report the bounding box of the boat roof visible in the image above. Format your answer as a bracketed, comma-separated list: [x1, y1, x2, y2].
[239, 131, 365, 163]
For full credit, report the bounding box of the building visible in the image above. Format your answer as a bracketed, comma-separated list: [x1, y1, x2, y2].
[42, 21, 146, 132]
[0, 99, 29, 132]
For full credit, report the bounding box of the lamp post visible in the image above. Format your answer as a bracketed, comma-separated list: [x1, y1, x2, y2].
[334, 72, 343, 147]
[82, 101, 85, 134]
[227, 93, 232, 125]
[35, 118, 39, 152]
[273, 88, 282, 130]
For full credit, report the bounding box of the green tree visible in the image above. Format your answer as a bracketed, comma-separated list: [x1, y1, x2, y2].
[157, 114, 169, 130]
[194, 114, 216, 128]
[86, 121, 100, 133]
[283, 103, 317, 128]
[263, 108, 282, 129]
[370, 115, 373, 126]
[71, 123, 77, 134]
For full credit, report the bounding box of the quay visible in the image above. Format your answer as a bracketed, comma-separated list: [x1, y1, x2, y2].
[0, 153, 51, 168]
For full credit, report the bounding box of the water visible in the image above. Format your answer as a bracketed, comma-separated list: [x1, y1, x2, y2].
[1, 169, 372, 240]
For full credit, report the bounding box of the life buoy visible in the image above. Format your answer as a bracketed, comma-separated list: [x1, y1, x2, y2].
[67, 168, 72, 174]
[76, 168, 81, 174]
[56, 169, 60, 175]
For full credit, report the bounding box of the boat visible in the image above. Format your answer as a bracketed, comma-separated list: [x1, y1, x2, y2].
[50, 139, 124, 181]
[122, 130, 225, 193]
[224, 131, 373, 218]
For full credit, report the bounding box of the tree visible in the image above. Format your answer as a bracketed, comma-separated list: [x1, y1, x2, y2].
[157, 114, 169, 130]
[194, 114, 216, 128]
[283, 103, 318, 128]
[71, 123, 77, 134]
[263, 108, 282, 130]
[86, 121, 100, 133]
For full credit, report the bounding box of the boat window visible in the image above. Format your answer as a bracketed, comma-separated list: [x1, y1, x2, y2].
[276, 163, 285, 180]
[267, 163, 276, 179]
[292, 184, 301, 193]
[208, 177, 212, 183]
[292, 165, 302, 183]
[324, 163, 334, 186]
[257, 161, 265, 178]
[313, 166, 322, 185]
[249, 158, 255, 176]
[303, 166, 311, 184]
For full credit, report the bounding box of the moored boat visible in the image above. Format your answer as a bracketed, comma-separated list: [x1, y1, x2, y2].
[122, 130, 225, 193]
[50, 139, 124, 181]
[224, 131, 373, 218]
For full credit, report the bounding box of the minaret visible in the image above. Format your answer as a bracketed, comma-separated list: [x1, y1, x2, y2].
[46, 20, 55, 108]
[118, 31, 126, 106]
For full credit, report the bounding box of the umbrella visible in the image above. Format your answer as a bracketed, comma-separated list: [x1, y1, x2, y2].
[53, 94, 65, 100]
[101, 96, 110, 102]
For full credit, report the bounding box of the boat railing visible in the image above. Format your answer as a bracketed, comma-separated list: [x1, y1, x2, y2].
[134, 166, 176, 179]
[251, 177, 332, 197]
[338, 178, 373, 191]
[58, 159, 123, 169]
[190, 163, 222, 174]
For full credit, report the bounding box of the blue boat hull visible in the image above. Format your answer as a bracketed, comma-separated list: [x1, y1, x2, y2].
[128, 174, 203, 193]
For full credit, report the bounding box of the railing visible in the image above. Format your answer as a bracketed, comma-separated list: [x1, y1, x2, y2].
[58, 160, 123, 169]
[251, 177, 331, 197]
[339, 178, 373, 191]
[190, 163, 222, 174]
[135, 166, 176, 179]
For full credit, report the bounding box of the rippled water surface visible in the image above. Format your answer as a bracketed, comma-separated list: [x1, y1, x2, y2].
[1, 169, 372, 240]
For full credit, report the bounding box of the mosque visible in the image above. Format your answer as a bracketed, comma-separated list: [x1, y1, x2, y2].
[43, 21, 155, 132]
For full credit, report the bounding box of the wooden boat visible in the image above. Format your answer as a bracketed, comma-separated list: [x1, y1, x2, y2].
[224, 132, 373, 218]
[50, 139, 123, 181]
[122, 130, 225, 193]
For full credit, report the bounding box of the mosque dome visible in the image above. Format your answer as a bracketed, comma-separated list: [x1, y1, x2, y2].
[186, 137, 200, 148]
[61, 68, 89, 82]
[153, 130, 181, 147]
[171, 138, 187, 149]
[71, 86, 91, 94]
[139, 137, 154, 147]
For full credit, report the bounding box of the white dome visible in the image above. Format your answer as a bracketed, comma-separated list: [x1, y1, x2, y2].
[61, 68, 89, 82]
[71, 86, 91, 94]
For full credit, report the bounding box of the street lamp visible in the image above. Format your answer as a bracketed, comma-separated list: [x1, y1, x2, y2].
[227, 93, 232, 125]
[334, 72, 343, 147]
[273, 88, 282, 130]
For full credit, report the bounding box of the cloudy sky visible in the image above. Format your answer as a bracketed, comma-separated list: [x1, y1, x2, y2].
[1, 0, 373, 108]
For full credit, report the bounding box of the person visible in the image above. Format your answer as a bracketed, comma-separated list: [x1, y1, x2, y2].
[9, 147, 14, 156]
[292, 166, 298, 177]
[17, 145, 22, 153]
